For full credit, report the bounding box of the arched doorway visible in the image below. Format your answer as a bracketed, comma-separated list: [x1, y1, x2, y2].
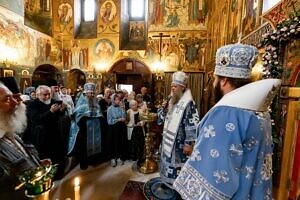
[32, 64, 61, 87]
[107, 58, 152, 94]
[67, 68, 86, 92]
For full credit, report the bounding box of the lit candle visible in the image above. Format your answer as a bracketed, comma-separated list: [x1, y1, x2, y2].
[74, 177, 80, 200]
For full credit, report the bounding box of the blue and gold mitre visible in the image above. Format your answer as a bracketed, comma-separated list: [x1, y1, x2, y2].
[214, 43, 258, 79]
[83, 82, 96, 93]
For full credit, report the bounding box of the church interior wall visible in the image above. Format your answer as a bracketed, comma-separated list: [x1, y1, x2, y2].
[0, 0, 289, 117]
[0, 0, 290, 104]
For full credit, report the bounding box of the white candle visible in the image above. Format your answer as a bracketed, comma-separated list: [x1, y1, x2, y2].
[74, 177, 80, 200]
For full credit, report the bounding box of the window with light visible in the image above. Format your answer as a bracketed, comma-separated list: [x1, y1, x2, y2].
[130, 0, 144, 18]
[84, 0, 95, 21]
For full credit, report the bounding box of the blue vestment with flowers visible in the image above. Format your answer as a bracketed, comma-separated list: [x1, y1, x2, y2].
[173, 79, 279, 200]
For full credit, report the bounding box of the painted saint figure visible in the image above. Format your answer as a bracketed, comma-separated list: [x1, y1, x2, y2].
[58, 3, 72, 24]
[101, 1, 116, 24]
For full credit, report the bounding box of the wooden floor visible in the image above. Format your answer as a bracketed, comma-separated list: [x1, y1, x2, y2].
[50, 160, 159, 200]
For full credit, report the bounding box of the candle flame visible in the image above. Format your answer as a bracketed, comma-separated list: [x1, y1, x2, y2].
[74, 177, 80, 187]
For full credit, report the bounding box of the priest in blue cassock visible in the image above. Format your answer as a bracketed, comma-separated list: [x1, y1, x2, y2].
[68, 82, 103, 170]
[174, 43, 281, 199]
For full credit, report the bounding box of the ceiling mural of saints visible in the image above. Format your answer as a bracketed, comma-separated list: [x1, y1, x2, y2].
[94, 39, 115, 60]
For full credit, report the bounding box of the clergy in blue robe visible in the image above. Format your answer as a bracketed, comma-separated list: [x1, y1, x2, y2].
[68, 83, 103, 169]
[157, 71, 199, 188]
[174, 44, 281, 199]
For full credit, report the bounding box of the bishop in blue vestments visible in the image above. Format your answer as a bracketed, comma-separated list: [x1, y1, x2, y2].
[174, 44, 281, 199]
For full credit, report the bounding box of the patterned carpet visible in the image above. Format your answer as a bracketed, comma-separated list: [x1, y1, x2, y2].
[119, 180, 146, 200]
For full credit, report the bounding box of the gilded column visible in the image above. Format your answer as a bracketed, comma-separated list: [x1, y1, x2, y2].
[255, 0, 263, 27]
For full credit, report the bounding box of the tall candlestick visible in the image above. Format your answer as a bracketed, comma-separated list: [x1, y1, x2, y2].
[74, 177, 80, 200]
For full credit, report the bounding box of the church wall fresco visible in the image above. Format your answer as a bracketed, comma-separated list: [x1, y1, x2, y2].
[227, 0, 240, 43]
[24, 0, 52, 36]
[53, 0, 74, 36]
[0, 0, 291, 78]
[98, 0, 119, 34]
[0, 6, 63, 72]
[148, 0, 208, 31]
[0, 0, 210, 76]
[241, 0, 259, 37]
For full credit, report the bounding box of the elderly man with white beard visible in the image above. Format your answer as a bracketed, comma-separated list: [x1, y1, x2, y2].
[144, 71, 199, 199]
[0, 78, 40, 199]
[27, 85, 67, 180]
[68, 82, 104, 170]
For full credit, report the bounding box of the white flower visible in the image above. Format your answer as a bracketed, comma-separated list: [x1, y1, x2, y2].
[271, 36, 276, 40]
[273, 55, 277, 58]
[271, 47, 277, 51]
[280, 27, 288, 32]
[291, 29, 295, 33]
[274, 61, 279, 65]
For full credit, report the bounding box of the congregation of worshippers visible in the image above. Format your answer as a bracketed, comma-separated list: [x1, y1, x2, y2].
[19, 83, 153, 178]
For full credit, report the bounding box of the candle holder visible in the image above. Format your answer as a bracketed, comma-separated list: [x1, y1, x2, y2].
[15, 164, 57, 199]
[137, 112, 158, 174]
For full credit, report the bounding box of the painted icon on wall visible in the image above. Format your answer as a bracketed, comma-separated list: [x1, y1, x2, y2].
[58, 3, 72, 24]
[100, 0, 117, 24]
[21, 69, 30, 76]
[3, 69, 14, 77]
[129, 21, 145, 42]
[94, 39, 115, 60]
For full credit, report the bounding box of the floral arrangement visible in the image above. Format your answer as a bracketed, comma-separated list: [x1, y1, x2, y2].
[15, 164, 57, 196]
[260, 13, 300, 79]
[260, 13, 300, 175]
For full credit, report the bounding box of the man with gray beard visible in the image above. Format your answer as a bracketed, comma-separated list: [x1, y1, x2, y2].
[27, 85, 67, 179]
[68, 82, 104, 170]
[145, 71, 199, 199]
[0, 77, 40, 199]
